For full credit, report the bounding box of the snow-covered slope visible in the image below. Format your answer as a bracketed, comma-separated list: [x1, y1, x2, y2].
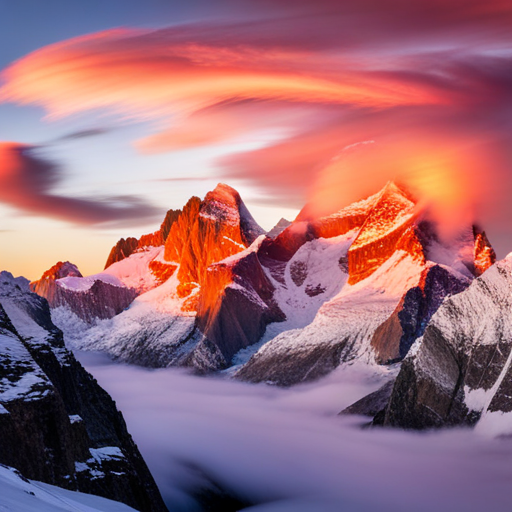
[381, 255, 512, 431]
[59, 272, 199, 367]
[102, 246, 165, 293]
[0, 464, 136, 512]
[236, 250, 427, 385]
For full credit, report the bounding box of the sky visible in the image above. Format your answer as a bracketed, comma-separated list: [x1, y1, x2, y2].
[1, 0, 512, 279]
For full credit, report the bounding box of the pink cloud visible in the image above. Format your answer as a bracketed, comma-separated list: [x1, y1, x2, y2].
[1, 1, 512, 251]
[0, 142, 159, 225]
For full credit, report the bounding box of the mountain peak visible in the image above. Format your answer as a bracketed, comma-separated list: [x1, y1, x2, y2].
[34, 261, 82, 283]
[207, 183, 241, 203]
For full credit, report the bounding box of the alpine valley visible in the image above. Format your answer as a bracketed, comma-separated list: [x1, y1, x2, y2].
[4, 180, 512, 511]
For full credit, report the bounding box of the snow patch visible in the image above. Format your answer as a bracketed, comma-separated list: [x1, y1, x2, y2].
[103, 246, 163, 293]
[57, 273, 125, 292]
[0, 464, 136, 512]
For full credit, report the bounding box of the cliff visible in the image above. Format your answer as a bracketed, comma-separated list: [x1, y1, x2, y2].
[31, 262, 136, 324]
[0, 271, 166, 511]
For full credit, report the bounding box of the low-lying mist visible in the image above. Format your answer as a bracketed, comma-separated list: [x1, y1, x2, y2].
[76, 351, 512, 512]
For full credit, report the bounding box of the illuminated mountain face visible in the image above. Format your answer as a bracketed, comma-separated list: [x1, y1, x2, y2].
[34, 182, 495, 381]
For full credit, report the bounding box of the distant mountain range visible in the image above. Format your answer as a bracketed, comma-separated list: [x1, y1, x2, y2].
[4, 179, 512, 509]
[26, 180, 511, 434]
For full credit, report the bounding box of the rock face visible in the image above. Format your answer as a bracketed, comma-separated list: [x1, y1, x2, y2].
[191, 243, 286, 371]
[105, 208, 182, 269]
[267, 218, 291, 239]
[0, 271, 166, 511]
[31, 262, 136, 324]
[379, 256, 512, 430]
[340, 380, 395, 418]
[370, 264, 470, 364]
[164, 184, 265, 308]
[346, 182, 418, 284]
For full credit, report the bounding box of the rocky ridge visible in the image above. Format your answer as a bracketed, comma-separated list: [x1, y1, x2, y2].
[31, 262, 136, 324]
[37, 182, 495, 385]
[374, 256, 512, 431]
[0, 271, 166, 512]
[235, 184, 493, 385]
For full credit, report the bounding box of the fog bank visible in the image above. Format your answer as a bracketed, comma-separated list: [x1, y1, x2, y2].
[76, 351, 512, 512]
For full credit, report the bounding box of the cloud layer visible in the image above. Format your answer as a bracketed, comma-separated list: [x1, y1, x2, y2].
[0, 142, 159, 225]
[77, 352, 512, 512]
[1, 0, 512, 246]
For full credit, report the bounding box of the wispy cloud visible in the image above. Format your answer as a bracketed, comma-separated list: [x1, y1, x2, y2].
[1, 1, 512, 245]
[0, 142, 160, 225]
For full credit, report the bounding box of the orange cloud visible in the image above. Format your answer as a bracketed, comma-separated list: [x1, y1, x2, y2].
[0, 29, 444, 124]
[1, 4, 512, 252]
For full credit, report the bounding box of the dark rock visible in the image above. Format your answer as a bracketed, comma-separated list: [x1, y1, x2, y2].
[0, 272, 166, 511]
[236, 340, 348, 387]
[382, 259, 512, 429]
[340, 380, 395, 417]
[195, 249, 285, 368]
[371, 265, 470, 364]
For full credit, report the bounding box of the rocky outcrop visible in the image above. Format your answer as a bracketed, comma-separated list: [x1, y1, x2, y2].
[31, 262, 136, 324]
[0, 271, 166, 511]
[104, 237, 139, 269]
[340, 380, 395, 418]
[370, 264, 470, 364]
[346, 183, 418, 284]
[105, 208, 182, 269]
[267, 218, 291, 239]
[193, 246, 285, 370]
[473, 226, 496, 276]
[379, 257, 512, 430]
[164, 184, 265, 307]
[30, 261, 83, 296]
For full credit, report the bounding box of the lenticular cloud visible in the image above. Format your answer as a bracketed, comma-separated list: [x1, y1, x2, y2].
[1, 0, 512, 250]
[0, 142, 159, 225]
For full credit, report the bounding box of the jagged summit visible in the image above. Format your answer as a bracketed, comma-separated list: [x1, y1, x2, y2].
[31, 262, 135, 324]
[104, 208, 182, 269]
[267, 218, 292, 239]
[347, 182, 418, 283]
[33, 180, 497, 383]
[38, 261, 82, 281]
[162, 183, 265, 309]
[197, 183, 265, 245]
